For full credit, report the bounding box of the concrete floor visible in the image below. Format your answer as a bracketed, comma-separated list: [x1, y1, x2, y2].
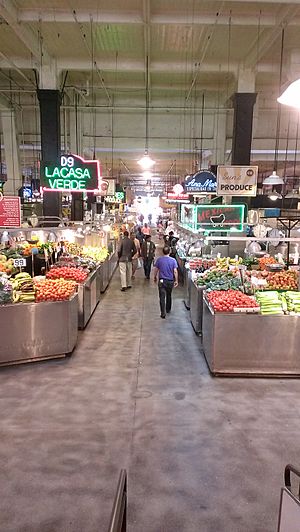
[0, 266, 300, 532]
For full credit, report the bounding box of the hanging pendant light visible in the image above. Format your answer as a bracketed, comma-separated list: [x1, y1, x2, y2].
[268, 189, 283, 201]
[263, 29, 285, 188]
[138, 56, 155, 170]
[277, 79, 300, 109]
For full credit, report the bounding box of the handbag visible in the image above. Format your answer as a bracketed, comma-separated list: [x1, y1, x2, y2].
[137, 257, 143, 269]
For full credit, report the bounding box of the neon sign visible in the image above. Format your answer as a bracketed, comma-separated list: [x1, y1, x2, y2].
[41, 154, 102, 192]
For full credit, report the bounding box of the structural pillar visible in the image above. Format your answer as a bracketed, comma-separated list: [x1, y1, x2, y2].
[1, 109, 21, 195]
[70, 104, 84, 221]
[37, 89, 61, 218]
[231, 92, 257, 166]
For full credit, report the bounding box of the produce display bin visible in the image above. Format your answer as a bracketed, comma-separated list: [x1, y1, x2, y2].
[100, 259, 109, 293]
[108, 251, 118, 280]
[190, 281, 205, 334]
[0, 294, 78, 366]
[184, 268, 192, 310]
[77, 269, 99, 329]
[202, 298, 300, 376]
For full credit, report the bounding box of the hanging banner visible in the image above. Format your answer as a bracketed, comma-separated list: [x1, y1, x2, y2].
[40, 154, 102, 193]
[0, 196, 21, 227]
[217, 166, 258, 196]
[184, 171, 217, 194]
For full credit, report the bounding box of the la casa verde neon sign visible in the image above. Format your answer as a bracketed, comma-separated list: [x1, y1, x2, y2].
[41, 154, 102, 192]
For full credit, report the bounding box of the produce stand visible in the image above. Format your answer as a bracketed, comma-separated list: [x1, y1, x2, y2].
[190, 281, 205, 334]
[202, 298, 300, 376]
[184, 268, 192, 310]
[77, 269, 99, 329]
[100, 258, 109, 293]
[0, 294, 78, 366]
[108, 250, 118, 280]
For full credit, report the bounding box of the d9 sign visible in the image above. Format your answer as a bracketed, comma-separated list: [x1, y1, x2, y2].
[41, 154, 102, 192]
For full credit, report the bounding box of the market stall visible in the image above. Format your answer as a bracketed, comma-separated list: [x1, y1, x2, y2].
[202, 297, 300, 376]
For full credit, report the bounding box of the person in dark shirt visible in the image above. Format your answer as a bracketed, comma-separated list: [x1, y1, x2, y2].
[141, 234, 156, 279]
[153, 246, 178, 319]
[117, 231, 136, 291]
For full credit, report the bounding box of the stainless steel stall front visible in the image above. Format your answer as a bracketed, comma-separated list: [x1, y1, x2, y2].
[0, 294, 78, 366]
[100, 259, 109, 293]
[77, 269, 99, 329]
[190, 281, 205, 334]
[202, 298, 300, 376]
[184, 268, 192, 310]
[108, 251, 118, 280]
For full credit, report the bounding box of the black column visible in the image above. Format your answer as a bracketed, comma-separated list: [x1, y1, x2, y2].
[37, 89, 61, 218]
[231, 93, 257, 165]
[71, 195, 84, 221]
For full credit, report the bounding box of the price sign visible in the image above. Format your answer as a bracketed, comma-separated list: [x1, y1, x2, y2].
[13, 258, 26, 268]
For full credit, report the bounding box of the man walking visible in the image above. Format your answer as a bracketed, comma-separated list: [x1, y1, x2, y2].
[153, 246, 178, 319]
[141, 234, 156, 279]
[118, 230, 136, 291]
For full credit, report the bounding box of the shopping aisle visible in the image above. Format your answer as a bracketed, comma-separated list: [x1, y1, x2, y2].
[1, 268, 300, 532]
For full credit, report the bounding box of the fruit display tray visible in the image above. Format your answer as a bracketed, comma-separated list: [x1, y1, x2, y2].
[202, 298, 300, 377]
[0, 294, 78, 366]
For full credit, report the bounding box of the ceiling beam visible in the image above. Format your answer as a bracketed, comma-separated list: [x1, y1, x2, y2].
[17, 9, 300, 27]
[244, 5, 300, 69]
[0, 0, 50, 63]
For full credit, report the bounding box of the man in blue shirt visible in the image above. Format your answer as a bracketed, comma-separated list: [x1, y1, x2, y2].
[153, 246, 178, 319]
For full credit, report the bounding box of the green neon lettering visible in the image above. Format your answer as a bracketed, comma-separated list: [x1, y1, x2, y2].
[83, 168, 91, 179]
[74, 168, 83, 178]
[48, 178, 57, 188]
[61, 167, 68, 178]
[45, 167, 53, 178]
[56, 178, 64, 188]
[53, 167, 60, 178]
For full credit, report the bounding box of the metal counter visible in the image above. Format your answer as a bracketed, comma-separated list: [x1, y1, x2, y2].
[77, 269, 99, 329]
[0, 294, 78, 366]
[202, 298, 300, 376]
[190, 281, 205, 334]
[108, 251, 118, 280]
[100, 259, 109, 293]
[184, 268, 192, 310]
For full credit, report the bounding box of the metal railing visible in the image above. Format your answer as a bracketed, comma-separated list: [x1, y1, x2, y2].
[108, 470, 127, 532]
[278, 464, 300, 532]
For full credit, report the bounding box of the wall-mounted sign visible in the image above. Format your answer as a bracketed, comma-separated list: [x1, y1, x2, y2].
[166, 192, 190, 203]
[41, 154, 102, 192]
[0, 196, 21, 227]
[105, 191, 125, 204]
[217, 166, 258, 196]
[197, 205, 245, 231]
[180, 204, 245, 232]
[184, 171, 217, 194]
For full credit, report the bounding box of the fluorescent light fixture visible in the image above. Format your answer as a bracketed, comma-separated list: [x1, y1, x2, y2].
[268, 190, 282, 201]
[142, 170, 153, 179]
[277, 79, 300, 109]
[263, 171, 284, 185]
[138, 154, 155, 169]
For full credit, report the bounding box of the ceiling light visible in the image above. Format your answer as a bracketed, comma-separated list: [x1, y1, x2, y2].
[263, 171, 284, 185]
[277, 79, 300, 109]
[268, 190, 282, 201]
[285, 189, 300, 199]
[138, 154, 155, 170]
[142, 170, 153, 179]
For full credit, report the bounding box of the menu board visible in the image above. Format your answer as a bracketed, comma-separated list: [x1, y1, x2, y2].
[0, 196, 21, 227]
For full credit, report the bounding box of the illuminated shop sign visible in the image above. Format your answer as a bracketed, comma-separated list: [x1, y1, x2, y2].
[184, 171, 217, 194]
[105, 192, 125, 204]
[181, 204, 245, 232]
[217, 166, 258, 196]
[40, 154, 102, 192]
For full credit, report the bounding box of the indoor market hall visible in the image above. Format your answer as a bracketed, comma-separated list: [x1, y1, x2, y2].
[1, 263, 300, 532]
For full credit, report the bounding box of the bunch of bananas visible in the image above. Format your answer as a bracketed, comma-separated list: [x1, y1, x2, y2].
[11, 272, 36, 303]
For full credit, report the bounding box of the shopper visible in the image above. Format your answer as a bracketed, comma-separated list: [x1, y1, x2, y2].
[153, 246, 178, 319]
[142, 223, 151, 237]
[165, 231, 178, 258]
[117, 231, 137, 291]
[135, 225, 144, 245]
[141, 234, 156, 279]
[131, 232, 141, 279]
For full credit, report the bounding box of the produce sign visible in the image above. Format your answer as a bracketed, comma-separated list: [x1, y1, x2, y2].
[196, 205, 245, 232]
[184, 171, 217, 194]
[0, 196, 21, 227]
[46, 266, 88, 283]
[217, 166, 258, 196]
[207, 290, 259, 312]
[105, 192, 125, 204]
[35, 279, 77, 302]
[41, 154, 102, 192]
